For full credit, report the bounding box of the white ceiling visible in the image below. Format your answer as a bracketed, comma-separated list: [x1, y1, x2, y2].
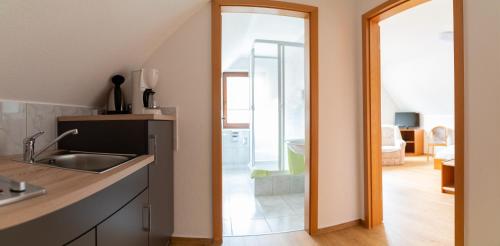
[0, 0, 454, 110]
[0, 0, 207, 107]
[380, 0, 454, 115]
[222, 12, 305, 71]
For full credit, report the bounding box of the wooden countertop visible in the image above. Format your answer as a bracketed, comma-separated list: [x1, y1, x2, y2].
[58, 114, 175, 122]
[0, 155, 154, 230]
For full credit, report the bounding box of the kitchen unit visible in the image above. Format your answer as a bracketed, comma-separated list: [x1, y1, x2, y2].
[0, 155, 153, 245]
[0, 114, 174, 246]
[58, 114, 175, 246]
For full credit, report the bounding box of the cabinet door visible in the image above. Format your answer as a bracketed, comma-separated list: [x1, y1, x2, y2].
[97, 189, 149, 246]
[148, 121, 174, 246]
[66, 229, 95, 246]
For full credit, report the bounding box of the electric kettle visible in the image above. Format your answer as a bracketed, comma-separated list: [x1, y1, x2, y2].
[107, 74, 126, 114]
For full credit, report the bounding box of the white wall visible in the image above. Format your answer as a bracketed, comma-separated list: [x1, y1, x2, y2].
[381, 86, 399, 124]
[222, 13, 305, 71]
[358, 0, 500, 244]
[379, 0, 455, 116]
[420, 115, 454, 133]
[144, 4, 212, 237]
[0, 0, 206, 107]
[310, 0, 361, 229]
[145, 0, 361, 237]
[464, 0, 500, 244]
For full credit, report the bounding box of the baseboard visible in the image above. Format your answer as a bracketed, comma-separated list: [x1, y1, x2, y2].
[169, 236, 215, 246]
[170, 220, 361, 244]
[315, 219, 362, 235]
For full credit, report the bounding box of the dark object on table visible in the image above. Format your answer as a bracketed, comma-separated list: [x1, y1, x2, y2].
[107, 74, 128, 114]
[143, 89, 156, 108]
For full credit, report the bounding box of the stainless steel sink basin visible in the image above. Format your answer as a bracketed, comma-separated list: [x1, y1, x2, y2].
[36, 151, 137, 173]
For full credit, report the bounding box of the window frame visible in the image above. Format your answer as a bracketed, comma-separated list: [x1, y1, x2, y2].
[222, 71, 250, 129]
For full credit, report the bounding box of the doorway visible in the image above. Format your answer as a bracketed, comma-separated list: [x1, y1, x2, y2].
[221, 12, 306, 237]
[362, 0, 464, 245]
[212, 0, 318, 242]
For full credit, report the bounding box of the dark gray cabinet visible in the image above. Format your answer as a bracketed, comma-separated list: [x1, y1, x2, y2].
[65, 188, 149, 246]
[0, 167, 148, 245]
[147, 121, 174, 246]
[59, 120, 174, 246]
[66, 229, 95, 246]
[97, 189, 149, 246]
[0, 120, 174, 246]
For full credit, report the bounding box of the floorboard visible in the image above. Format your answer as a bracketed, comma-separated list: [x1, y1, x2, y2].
[172, 156, 454, 245]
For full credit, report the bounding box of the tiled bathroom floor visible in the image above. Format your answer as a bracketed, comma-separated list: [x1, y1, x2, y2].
[223, 168, 304, 236]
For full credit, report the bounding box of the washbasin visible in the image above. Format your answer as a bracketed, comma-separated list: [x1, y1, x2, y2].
[36, 151, 137, 173]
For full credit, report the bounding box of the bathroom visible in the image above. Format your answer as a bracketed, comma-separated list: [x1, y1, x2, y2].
[221, 11, 307, 236]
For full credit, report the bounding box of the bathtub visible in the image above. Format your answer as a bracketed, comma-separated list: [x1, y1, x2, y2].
[286, 139, 305, 175]
[254, 171, 305, 195]
[252, 139, 305, 196]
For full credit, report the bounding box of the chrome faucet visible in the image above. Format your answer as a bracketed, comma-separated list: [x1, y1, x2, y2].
[23, 131, 44, 163]
[23, 129, 79, 163]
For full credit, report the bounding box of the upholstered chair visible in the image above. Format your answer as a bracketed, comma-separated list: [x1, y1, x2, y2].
[381, 125, 406, 165]
[427, 126, 448, 162]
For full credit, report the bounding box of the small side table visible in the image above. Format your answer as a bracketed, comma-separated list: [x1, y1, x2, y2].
[434, 158, 444, 170]
[428, 143, 447, 163]
[441, 159, 455, 194]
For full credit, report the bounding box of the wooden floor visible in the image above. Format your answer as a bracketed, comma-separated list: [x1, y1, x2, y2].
[173, 156, 454, 246]
[381, 156, 454, 245]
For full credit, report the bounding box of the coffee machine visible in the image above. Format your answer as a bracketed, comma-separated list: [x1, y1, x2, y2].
[143, 88, 156, 108]
[131, 69, 161, 114]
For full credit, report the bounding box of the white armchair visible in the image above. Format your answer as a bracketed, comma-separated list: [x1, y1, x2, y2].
[382, 125, 406, 166]
[427, 126, 449, 162]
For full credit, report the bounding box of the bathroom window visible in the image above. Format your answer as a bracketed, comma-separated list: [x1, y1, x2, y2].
[223, 72, 250, 129]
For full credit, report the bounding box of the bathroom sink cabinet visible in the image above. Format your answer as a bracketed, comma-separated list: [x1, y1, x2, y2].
[58, 119, 174, 246]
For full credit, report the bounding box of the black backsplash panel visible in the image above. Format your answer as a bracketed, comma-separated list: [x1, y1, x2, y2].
[58, 121, 148, 155]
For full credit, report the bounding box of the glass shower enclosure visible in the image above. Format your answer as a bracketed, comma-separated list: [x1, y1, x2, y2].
[250, 39, 305, 172]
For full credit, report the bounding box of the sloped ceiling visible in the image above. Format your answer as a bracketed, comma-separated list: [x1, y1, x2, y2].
[380, 0, 454, 115]
[222, 13, 305, 71]
[0, 0, 207, 107]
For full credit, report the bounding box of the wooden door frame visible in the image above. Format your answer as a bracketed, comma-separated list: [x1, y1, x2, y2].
[212, 0, 319, 243]
[362, 0, 464, 245]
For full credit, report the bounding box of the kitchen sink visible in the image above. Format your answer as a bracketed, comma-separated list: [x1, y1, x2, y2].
[35, 151, 137, 173]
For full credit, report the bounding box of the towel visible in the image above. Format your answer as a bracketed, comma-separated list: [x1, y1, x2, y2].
[251, 169, 270, 178]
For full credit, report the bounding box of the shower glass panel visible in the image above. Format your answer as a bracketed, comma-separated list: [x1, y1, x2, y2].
[251, 40, 304, 172]
[283, 45, 305, 171]
[252, 54, 280, 171]
[254, 42, 278, 57]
